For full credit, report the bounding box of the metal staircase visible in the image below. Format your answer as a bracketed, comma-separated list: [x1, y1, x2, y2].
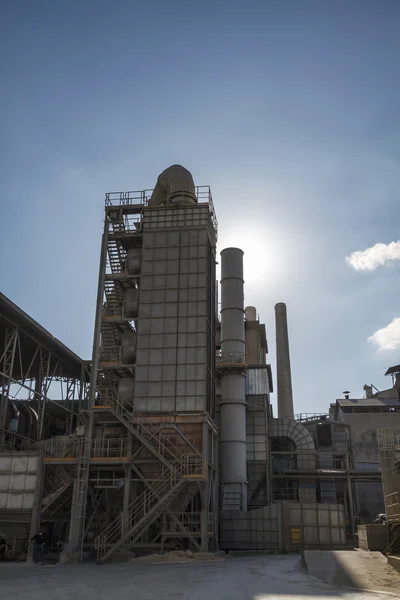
[111, 398, 187, 467]
[107, 238, 126, 274]
[42, 465, 73, 514]
[67, 436, 91, 561]
[95, 460, 185, 563]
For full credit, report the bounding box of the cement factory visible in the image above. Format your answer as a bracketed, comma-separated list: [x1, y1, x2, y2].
[0, 165, 399, 563]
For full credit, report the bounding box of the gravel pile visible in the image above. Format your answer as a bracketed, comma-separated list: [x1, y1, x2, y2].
[129, 550, 224, 564]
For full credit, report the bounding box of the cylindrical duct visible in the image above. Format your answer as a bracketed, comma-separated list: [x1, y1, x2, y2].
[245, 306, 257, 321]
[275, 302, 294, 419]
[219, 247, 247, 510]
[118, 378, 135, 404]
[219, 374, 247, 481]
[220, 248, 245, 363]
[124, 289, 139, 318]
[126, 248, 142, 275]
[120, 331, 137, 364]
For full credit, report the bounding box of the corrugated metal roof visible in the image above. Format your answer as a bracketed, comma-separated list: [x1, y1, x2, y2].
[336, 397, 400, 407]
[0, 292, 85, 379]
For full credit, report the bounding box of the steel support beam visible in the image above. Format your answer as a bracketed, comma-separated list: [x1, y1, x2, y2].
[0, 327, 18, 449]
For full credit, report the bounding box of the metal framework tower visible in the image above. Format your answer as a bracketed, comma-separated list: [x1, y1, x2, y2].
[63, 182, 219, 562]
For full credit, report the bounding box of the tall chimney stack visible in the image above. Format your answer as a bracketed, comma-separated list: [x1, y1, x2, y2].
[219, 247, 247, 511]
[275, 302, 294, 419]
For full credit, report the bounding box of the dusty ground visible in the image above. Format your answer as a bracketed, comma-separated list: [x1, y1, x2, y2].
[303, 548, 400, 593]
[0, 554, 398, 600]
[130, 549, 225, 563]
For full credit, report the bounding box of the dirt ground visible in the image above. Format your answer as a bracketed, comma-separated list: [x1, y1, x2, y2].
[0, 553, 399, 600]
[303, 548, 400, 593]
[129, 549, 225, 563]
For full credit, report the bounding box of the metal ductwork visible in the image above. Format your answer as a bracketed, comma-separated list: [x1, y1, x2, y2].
[275, 302, 294, 419]
[219, 247, 247, 511]
[148, 164, 196, 207]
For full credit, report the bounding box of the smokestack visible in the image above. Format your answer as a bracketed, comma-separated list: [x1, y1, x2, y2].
[275, 302, 294, 419]
[219, 248, 247, 511]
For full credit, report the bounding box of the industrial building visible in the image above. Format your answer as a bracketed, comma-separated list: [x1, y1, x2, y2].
[0, 165, 397, 562]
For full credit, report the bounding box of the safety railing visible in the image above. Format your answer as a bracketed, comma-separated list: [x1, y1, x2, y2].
[93, 387, 116, 408]
[94, 459, 182, 558]
[44, 437, 79, 460]
[216, 351, 247, 368]
[104, 186, 218, 235]
[91, 438, 128, 459]
[99, 344, 134, 365]
[95, 451, 208, 559]
[112, 394, 188, 462]
[43, 438, 129, 461]
[93, 389, 207, 471]
[105, 189, 151, 206]
[42, 464, 73, 508]
[294, 413, 329, 423]
[180, 454, 208, 480]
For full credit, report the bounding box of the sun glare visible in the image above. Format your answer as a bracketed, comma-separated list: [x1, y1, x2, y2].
[218, 224, 286, 288]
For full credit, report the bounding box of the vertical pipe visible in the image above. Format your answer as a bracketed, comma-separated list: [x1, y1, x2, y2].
[200, 422, 210, 551]
[219, 248, 247, 510]
[122, 434, 133, 537]
[89, 221, 109, 409]
[275, 303, 294, 419]
[345, 453, 356, 542]
[26, 452, 45, 564]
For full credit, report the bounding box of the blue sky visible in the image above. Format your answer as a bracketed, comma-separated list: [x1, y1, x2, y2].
[1, 0, 399, 414]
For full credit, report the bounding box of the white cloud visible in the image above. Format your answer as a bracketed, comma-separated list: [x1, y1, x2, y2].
[346, 240, 400, 271]
[368, 318, 400, 351]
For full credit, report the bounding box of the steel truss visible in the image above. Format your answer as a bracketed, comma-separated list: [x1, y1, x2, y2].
[0, 296, 88, 451]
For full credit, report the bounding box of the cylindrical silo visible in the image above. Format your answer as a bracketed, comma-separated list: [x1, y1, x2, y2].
[275, 302, 294, 419]
[219, 247, 247, 510]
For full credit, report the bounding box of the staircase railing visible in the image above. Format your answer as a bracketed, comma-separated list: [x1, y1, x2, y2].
[94, 459, 181, 560]
[94, 453, 207, 561]
[110, 391, 192, 464]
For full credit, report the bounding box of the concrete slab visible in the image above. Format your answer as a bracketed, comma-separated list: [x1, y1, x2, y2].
[388, 555, 400, 573]
[0, 554, 398, 600]
[303, 548, 400, 593]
